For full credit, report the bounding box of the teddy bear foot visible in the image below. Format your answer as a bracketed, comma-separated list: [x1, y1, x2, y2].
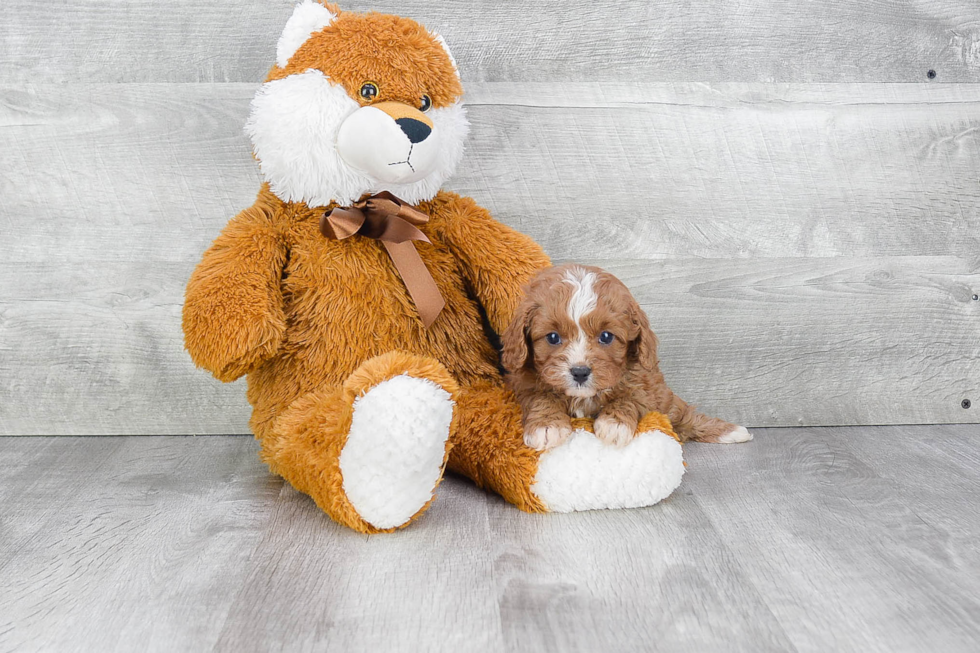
[531, 427, 685, 513]
[338, 373, 455, 530]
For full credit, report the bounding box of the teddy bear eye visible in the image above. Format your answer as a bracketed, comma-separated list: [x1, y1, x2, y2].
[598, 331, 614, 345]
[359, 82, 379, 101]
[419, 94, 432, 112]
[546, 332, 561, 345]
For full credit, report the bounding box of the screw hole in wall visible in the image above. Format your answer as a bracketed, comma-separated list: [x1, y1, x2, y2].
[963, 399, 972, 409]
[927, 69, 937, 79]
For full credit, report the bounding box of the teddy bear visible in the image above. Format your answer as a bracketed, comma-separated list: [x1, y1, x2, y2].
[182, 0, 687, 533]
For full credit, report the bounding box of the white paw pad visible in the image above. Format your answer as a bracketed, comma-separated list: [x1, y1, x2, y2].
[717, 426, 753, 443]
[339, 374, 454, 529]
[532, 428, 685, 513]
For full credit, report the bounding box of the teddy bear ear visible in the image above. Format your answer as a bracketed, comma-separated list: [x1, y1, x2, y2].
[276, 0, 337, 68]
[432, 33, 459, 74]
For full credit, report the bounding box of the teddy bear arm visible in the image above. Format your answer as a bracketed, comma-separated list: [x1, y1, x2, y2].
[438, 194, 551, 334]
[182, 204, 288, 382]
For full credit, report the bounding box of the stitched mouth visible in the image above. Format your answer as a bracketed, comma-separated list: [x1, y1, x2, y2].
[387, 143, 415, 172]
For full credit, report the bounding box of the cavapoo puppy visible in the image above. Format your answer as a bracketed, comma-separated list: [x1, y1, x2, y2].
[502, 264, 753, 450]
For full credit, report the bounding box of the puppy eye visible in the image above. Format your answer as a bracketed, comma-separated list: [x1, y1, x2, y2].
[359, 82, 379, 102]
[598, 331, 614, 345]
[419, 94, 432, 112]
[546, 332, 561, 345]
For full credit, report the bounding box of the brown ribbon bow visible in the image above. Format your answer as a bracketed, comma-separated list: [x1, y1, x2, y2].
[320, 191, 445, 327]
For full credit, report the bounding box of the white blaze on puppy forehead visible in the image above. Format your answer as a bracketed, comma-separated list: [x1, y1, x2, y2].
[562, 267, 598, 364]
[563, 267, 598, 323]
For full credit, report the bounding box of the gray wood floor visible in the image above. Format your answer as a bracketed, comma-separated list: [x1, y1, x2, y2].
[2, 426, 979, 652]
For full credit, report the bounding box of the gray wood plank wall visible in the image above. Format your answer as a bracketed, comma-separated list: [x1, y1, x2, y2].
[1, 1, 978, 434]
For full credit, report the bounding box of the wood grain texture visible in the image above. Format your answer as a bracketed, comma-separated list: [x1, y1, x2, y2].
[824, 424, 980, 595]
[2, 74, 979, 435]
[3, 428, 980, 651]
[2, 0, 980, 84]
[0, 436, 281, 653]
[486, 488, 797, 652]
[604, 256, 980, 428]
[3, 82, 979, 264]
[213, 477, 504, 652]
[687, 426, 980, 652]
[1, 255, 976, 435]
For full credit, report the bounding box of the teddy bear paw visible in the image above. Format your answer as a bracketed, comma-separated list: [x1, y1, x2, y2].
[338, 374, 455, 529]
[531, 427, 685, 513]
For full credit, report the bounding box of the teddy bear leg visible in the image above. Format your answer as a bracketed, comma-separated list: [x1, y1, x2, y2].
[448, 381, 686, 513]
[263, 352, 459, 533]
[445, 380, 547, 512]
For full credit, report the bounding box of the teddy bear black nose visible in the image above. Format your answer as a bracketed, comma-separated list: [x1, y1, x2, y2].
[395, 117, 431, 143]
[570, 366, 592, 384]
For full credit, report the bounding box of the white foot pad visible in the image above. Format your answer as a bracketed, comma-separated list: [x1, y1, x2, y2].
[533, 429, 685, 513]
[339, 374, 454, 529]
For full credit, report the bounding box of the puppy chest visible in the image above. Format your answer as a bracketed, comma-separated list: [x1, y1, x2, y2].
[568, 396, 601, 419]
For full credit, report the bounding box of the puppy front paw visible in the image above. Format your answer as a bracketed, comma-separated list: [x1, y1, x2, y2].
[594, 414, 636, 448]
[524, 424, 572, 451]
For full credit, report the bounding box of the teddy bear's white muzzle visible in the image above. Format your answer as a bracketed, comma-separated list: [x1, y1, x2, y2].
[337, 105, 442, 184]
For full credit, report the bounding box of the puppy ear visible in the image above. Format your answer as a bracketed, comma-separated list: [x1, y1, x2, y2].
[501, 298, 536, 374]
[627, 301, 658, 371]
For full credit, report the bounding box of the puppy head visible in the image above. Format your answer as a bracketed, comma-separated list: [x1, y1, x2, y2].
[502, 265, 658, 397]
[246, 1, 468, 207]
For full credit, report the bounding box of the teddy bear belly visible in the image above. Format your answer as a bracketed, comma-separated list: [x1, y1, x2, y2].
[245, 242, 502, 436]
[280, 293, 500, 383]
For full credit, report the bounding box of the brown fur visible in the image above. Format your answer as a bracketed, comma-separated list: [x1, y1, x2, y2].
[184, 179, 552, 532]
[183, 7, 555, 533]
[502, 264, 744, 449]
[183, 6, 689, 533]
[267, 8, 463, 110]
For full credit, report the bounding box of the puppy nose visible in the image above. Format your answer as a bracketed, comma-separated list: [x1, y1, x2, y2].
[395, 117, 431, 143]
[570, 366, 592, 384]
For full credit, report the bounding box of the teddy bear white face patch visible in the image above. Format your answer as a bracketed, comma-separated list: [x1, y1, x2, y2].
[244, 0, 469, 208]
[336, 101, 443, 185]
[246, 71, 468, 208]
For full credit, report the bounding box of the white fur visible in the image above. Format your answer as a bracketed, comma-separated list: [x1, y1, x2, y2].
[562, 266, 598, 390]
[717, 425, 754, 443]
[569, 396, 599, 419]
[593, 414, 634, 447]
[337, 106, 443, 184]
[533, 428, 685, 512]
[564, 335, 590, 368]
[276, 1, 336, 68]
[563, 267, 598, 323]
[433, 34, 458, 73]
[338, 374, 454, 529]
[246, 69, 469, 207]
[525, 424, 572, 451]
[563, 267, 598, 365]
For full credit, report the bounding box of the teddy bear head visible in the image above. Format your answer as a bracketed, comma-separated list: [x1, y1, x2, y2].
[246, 1, 468, 207]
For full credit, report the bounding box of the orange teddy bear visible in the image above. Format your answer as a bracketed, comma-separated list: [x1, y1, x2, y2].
[183, 1, 686, 533]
